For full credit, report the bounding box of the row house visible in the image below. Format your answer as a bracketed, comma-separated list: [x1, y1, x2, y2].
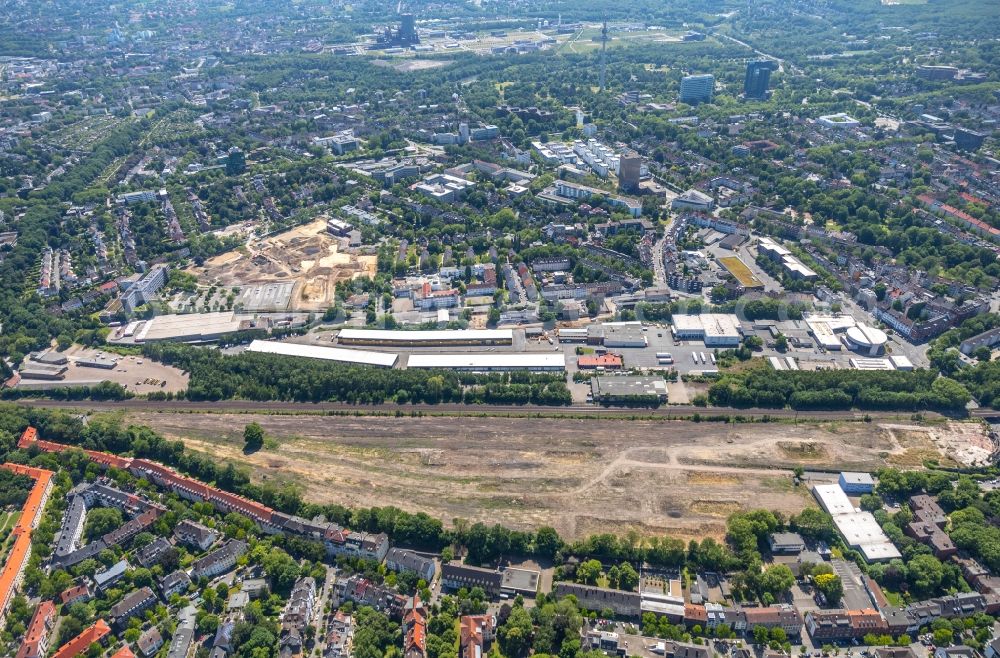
[386, 548, 436, 583]
[336, 574, 405, 618]
[280, 577, 317, 657]
[805, 608, 887, 641]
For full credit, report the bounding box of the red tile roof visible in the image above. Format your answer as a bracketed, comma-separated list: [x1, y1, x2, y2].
[578, 354, 623, 368]
[0, 462, 54, 621]
[15, 600, 55, 658]
[460, 615, 494, 658]
[51, 619, 111, 658]
[404, 594, 427, 657]
[17, 427, 273, 525]
[110, 647, 136, 658]
[60, 584, 91, 605]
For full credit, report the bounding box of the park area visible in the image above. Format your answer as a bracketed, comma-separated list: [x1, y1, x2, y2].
[124, 412, 987, 541]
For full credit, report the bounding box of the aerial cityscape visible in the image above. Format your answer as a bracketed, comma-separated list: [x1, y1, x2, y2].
[0, 0, 999, 658]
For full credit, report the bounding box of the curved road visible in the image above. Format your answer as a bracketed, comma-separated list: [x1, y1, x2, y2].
[13, 398, 983, 421]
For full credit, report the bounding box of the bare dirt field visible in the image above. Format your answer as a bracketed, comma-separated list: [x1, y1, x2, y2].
[186, 218, 376, 311]
[124, 413, 985, 541]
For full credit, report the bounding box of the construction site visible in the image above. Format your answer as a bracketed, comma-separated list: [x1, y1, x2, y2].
[186, 218, 377, 312]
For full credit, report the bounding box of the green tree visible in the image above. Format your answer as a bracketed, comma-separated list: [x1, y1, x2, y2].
[814, 573, 844, 605]
[84, 508, 123, 541]
[617, 562, 639, 591]
[499, 606, 534, 658]
[576, 559, 602, 585]
[243, 422, 265, 452]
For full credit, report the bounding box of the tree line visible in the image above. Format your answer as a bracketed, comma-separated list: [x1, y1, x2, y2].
[141, 343, 571, 406]
[707, 361, 971, 412]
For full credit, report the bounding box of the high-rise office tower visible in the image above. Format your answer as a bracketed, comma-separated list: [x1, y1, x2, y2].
[744, 60, 778, 100]
[679, 74, 714, 105]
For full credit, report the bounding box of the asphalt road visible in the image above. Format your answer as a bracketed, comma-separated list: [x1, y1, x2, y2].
[13, 398, 988, 421]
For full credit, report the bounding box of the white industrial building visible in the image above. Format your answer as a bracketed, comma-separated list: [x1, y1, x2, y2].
[817, 113, 861, 129]
[671, 314, 741, 346]
[805, 315, 888, 355]
[849, 358, 895, 371]
[410, 173, 475, 202]
[670, 189, 715, 212]
[844, 324, 889, 356]
[407, 353, 565, 372]
[757, 237, 818, 280]
[812, 484, 901, 562]
[338, 328, 513, 347]
[246, 340, 399, 368]
[133, 312, 244, 343]
[603, 323, 647, 348]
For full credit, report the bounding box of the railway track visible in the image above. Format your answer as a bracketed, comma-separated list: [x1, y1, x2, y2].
[14, 398, 972, 422]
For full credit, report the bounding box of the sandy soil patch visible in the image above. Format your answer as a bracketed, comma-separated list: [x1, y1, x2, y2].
[185, 218, 376, 311]
[122, 413, 979, 541]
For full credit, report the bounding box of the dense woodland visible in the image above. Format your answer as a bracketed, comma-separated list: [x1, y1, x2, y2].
[707, 361, 971, 412]
[142, 343, 573, 406]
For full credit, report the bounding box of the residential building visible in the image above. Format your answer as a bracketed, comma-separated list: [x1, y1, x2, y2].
[60, 584, 92, 607]
[167, 622, 194, 658]
[680, 74, 714, 104]
[213, 621, 235, 658]
[242, 577, 270, 599]
[403, 594, 427, 658]
[16, 600, 56, 658]
[959, 327, 1000, 355]
[460, 614, 496, 658]
[54, 495, 86, 557]
[94, 560, 129, 591]
[385, 548, 436, 582]
[742, 606, 803, 636]
[441, 563, 503, 597]
[160, 570, 192, 599]
[936, 648, 981, 658]
[174, 519, 220, 551]
[110, 587, 157, 628]
[51, 619, 112, 658]
[325, 612, 354, 658]
[135, 626, 163, 658]
[191, 539, 247, 579]
[135, 537, 172, 567]
[768, 532, 805, 555]
[280, 576, 317, 657]
[336, 574, 405, 617]
[805, 608, 887, 641]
